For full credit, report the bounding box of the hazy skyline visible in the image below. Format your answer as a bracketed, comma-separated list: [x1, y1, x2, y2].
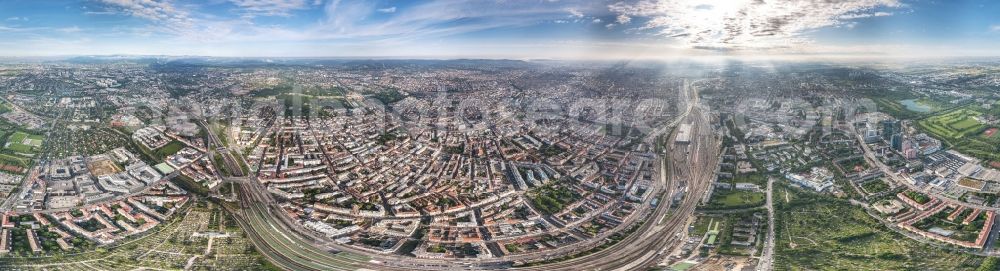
[0, 0, 998, 59]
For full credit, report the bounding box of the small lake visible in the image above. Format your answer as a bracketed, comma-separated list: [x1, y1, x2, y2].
[899, 99, 932, 113]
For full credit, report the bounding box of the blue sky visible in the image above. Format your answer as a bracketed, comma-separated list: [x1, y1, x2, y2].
[0, 0, 997, 59]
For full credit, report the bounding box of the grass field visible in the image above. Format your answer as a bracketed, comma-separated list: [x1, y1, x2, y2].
[0, 153, 31, 167]
[155, 141, 185, 158]
[703, 190, 765, 210]
[689, 216, 719, 236]
[917, 106, 1000, 163]
[774, 184, 987, 271]
[951, 117, 983, 131]
[3, 131, 43, 154]
[732, 173, 768, 186]
[918, 108, 985, 140]
[211, 121, 229, 147]
[0, 101, 10, 114]
[670, 262, 696, 271]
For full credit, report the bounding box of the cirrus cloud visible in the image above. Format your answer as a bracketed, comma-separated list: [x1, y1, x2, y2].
[377, 6, 397, 13]
[98, 0, 195, 33]
[229, 0, 315, 17]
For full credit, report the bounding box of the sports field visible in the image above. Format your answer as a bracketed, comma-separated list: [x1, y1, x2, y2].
[3, 131, 43, 154]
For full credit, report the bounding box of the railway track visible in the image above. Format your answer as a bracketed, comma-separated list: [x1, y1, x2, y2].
[220, 80, 719, 271]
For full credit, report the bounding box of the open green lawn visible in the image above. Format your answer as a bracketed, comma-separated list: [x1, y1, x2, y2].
[670, 262, 696, 271]
[3, 131, 43, 154]
[774, 184, 987, 271]
[211, 121, 229, 147]
[689, 216, 717, 236]
[950, 117, 983, 131]
[703, 190, 765, 210]
[0, 101, 10, 114]
[919, 108, 985, 140]
[732, 173, 768, 186]
[0, 153, 31, 167]
[155, 141, 185, 158]
[920, 120, 959, 139]
[916, 106, 1000, 163]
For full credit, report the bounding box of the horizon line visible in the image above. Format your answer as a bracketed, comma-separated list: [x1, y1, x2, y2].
[2, 53, 1000, 63]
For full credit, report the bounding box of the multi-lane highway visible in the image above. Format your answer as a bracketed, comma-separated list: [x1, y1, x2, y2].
[218, 79, 720, 271]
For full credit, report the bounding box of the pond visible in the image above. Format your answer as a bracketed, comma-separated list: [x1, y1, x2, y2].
[898, 99, 932, 113]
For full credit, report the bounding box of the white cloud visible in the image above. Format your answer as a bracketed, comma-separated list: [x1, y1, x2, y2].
[59, 26, 82, 33]
[839, 11, 893, 19]
[992, 24, 1000, 32]
[79, 0, 627, 56]
[615, 14, 631, 24]
[308, 0, 610, 41]
[229, 0, 313, 17]
[567, 8, 584, 18]
[83, 11, 118, 15]
[0, 25, 47, 33]
[89, 0, 614, 44]
[609, 0, 901, 49]
[98, 0, 195, 33]
[5, 17, 27, 21]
